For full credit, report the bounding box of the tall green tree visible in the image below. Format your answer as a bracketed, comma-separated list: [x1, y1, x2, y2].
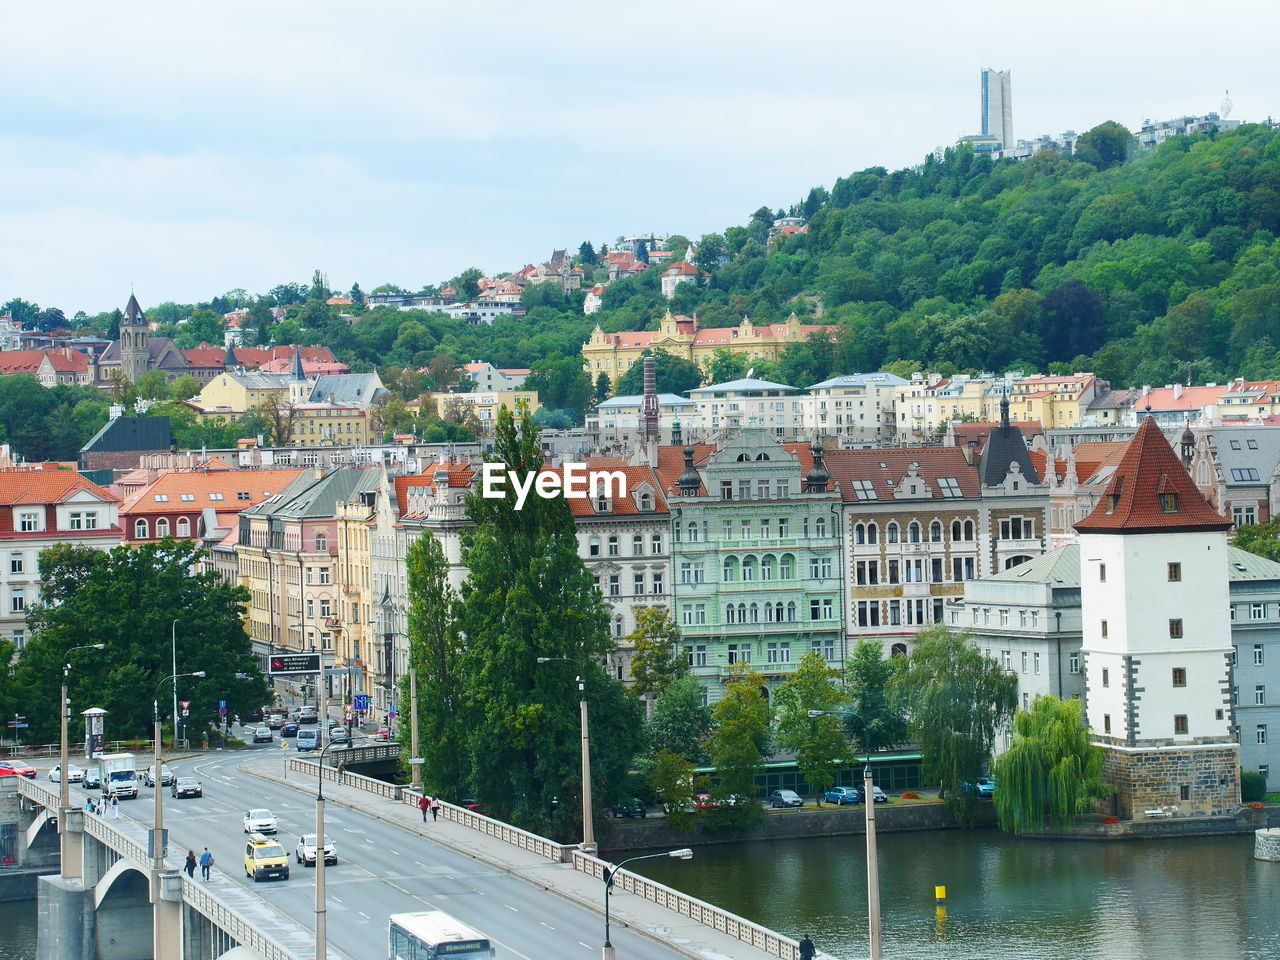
[613, 349, 703, 395]
[773, 651, 852, 800]
[626, 607, 687, 700]
[18, 541, 267, 742]
[399, 533, 467, 801]
[845, 638, 908, 754]
[458, 406, 642, 837]
[644, 674, 712, 763]
[704, 664, 770, 826]
[890, 625, 1018, 827]
[1232, 521, 1280, 563]
[992, 695, 1110, 834]
[704, 348, 747, 385]
[646, 748, 698, 829]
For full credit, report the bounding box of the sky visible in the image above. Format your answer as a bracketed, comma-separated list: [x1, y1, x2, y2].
[3, 0, 1276, 315]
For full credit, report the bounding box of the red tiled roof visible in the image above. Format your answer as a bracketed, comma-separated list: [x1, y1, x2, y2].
[539, 461, 668, 517]
[822, 448, 981, 502]
[950, 420, 1043, 448]
[655, 444, 716, 495]
[1074, 417, 1231, 534]
[44, 352, 89, 372]
[1141, 385, 1227, 411]
[0, 470, 119, 506]
[182, 345, 337, 370]
[394, 464, 476, 518]
[119, 469, 303, 517]
[664, 261, 703, 277]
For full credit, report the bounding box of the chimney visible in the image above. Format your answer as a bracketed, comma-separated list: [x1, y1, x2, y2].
[641, 356, 659, 444]
[1173, 384, 1183, 400]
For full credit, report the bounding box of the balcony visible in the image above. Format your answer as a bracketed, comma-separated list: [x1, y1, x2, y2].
[323, 616, 343, 629]
[342, 584, 360, 595]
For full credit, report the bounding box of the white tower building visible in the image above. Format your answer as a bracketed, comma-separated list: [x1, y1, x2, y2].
[1076, 416, 1240, 818]
[981, 68, 1014, 152]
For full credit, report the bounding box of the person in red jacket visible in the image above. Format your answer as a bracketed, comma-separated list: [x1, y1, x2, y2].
[419, 795, 431, 822]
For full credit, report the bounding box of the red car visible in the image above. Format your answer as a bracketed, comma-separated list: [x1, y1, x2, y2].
[374, 726, 392, 742]
[693, 792, 720, 811]
[0, 760, 37, 779]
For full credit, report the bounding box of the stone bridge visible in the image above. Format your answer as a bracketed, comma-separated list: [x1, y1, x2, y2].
[17, 776, 335, 960]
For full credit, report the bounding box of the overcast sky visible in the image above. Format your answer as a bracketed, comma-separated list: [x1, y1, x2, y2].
[3, 0, 1274, 315]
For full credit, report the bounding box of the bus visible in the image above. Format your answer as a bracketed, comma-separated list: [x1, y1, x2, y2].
[389, 911, 496, 960]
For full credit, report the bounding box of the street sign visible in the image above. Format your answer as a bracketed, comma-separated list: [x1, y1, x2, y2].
[269, 654, 321, 675]
[180, 701, 191, 711]
[353, 694, 370, 712]
[218, 705, 227, 716]
[388, 710, 397, 720]
[7, 716, 25, 728]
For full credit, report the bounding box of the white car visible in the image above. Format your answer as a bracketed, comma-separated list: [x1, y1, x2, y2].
[48, 764, 85, 784]
[144, 764, 176, 787]
[243, 808, 278, 834]
[294, 833, 337, 866]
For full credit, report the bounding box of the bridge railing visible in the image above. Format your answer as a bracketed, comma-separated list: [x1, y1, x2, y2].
[181, 874, 322, 960]
[400, 789, 574, 864]
[5, 740, 187, 759]
[573, 850, 802, 960]
[289, 756, 401, 800]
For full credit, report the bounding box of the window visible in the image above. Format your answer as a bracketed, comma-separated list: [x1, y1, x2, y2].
[1256, 685, 1267, 705]
[930, 521, 943, 542]
[775, 480, 790, 498]
[1103, 714, 1112, 734]
[738, 480, 751, 500]
[607, 536, 619, 557]
[1101, 620, 1108, 638]
[727, 644, 750, 665]
[633, 572, 644, 595]
[757, 480, 770, 500]
[1172, 667, 1187, 687]
[1231, 468, 1261, 481]
[632, 535, 644, 556]
[156, 518, 170, 537]
[1251, 603, 1266, 620]
[1258, 725, 1269, 745]
[742, 558, 756, 582]
[857, 601, 880, 627]
[12, 629, 23, 651]
[1169, 619, 1183, 639]
[209, 493, 224, 501]
[1001, 610, 1010, 626]
[8, 553, 21, 574]
[1069, 652, 1080, 674]
[1000, 650, 1011, 670]
[741, 520, 752, 540]
[176, 517, 190, 538]
[319, 599, 331, 618]
[180, 493, 195, 502]
[808, 598, 833, 620]
[1021, 651, 1028, 672]
[687, 522, 699, 543]
[722, 559, 737, 582]
[779, 518, 790, 537]
[608, 575, 620, 597]
[1034, 652, 1041, 674]
[10, 589, 24, 613]
[134, 519, 149, 539]
[766, 642, 792, 664]
[1168, 562, 1181, 582]
[1161, 494, 1178, 514]
[1179, 785, 1191, 802]
[651, 533, 662, 555]
[761, 556, 775, 581]
[780, 555, 794, 579]
[589, 537, 600, 557]
[153, 494, 168, 503]
[688, 644, 708, 667]
[18, 512, 39, 532]
[1099, 563, 1106, 583]
[1174, 714, 1189, 735]
[319, 568, 330, 585]
[652, 572, 664, 595]
[1234, 505, 1258, 527]
[1102, 668, 1110, 688]
[999, 517, 1033, 540]
[1255, 644, 1265, 666]
[886, 523, 899, 543]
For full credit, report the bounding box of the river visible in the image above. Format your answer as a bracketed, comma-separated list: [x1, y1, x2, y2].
[0, 900, 37, 960]
[632, 828, 1280, 960]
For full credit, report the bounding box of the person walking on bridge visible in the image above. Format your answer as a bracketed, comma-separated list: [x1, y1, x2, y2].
[798, 933, 816, 960]
[430, 796, 440, 821]
[419, 795, 430, 822]
[199, 847, 213, 881]
[184, 851, 197, 879]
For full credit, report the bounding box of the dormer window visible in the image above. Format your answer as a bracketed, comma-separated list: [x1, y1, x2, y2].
[596, 496, 609, 512]
[1106, 494, 1119, 514]
[1161, 494, 1178, 514]
[639, 492, 653, 511]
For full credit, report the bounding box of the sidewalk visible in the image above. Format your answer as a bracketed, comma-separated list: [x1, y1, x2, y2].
[242, 756, 805, 960]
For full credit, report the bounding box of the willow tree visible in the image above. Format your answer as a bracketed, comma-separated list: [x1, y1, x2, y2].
[993, 695, 1110, 834]
[890, 625, 1018, 827]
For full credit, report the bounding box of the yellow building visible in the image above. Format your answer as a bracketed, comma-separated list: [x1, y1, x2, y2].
[195, 371, 290, 416]
[288, 403, 375, 447]
[333, 493, 375, 713]
[581, 312, 833, 393]
[1005, 375, 1097, 430]
[427, 390, 542, 428]
[893, 372, 1099, 440]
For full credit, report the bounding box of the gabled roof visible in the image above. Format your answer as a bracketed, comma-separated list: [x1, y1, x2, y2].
[656, 443, 716, 494]
[241, 467, 381, 522]
[0, 350, 56, 374]
[539, 461, 669, 517]
[308, 373, 385, 407]
[0, 470, 119, 507]
[1206, 427, 1280, 485]
[43, 351, 89, 373]
[985, 542, 1081, 587]
[119, 469, 304, 516]
[81, 416, 172, 455]
[977, 410, 1040, 486]
[1074, 417, 1231, 534]
[821, 448, 981, 502]
[1140, 385, 1227, 412]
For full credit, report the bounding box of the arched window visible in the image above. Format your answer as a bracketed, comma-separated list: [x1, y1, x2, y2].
[726, 604, 736, 624]
[736, 453, 751, 461]
[176, 517, 191, 538]
[1005, 555, 1033, 570]
[891, 642, 907, 657]
[156, 518, 170, 538]
[639, 492, 653, 511]
[755, 453, 770, 461]
[930, 521, 942, 542]
[786, 601, 797, 622]
[963, 519, 975, 541]
[723, 558, 738, 582]
[614, 616, 624, 638]
[952, 520, 962, 541]
[908, 521, 921, 543]
[780, 554, 795, 579]
[886, 522, 900, 544]
[588, 536, 601, 557]
[854, 523, 866, 545]
[134, 519, 149, 539]
[737, 603, 747, 623]
[608, 536, 619, 556]
[687, 522, 699, 543]
[742, 556, 756, 581]
[632, 534, 644, 555]
[749, 603, 759, 623]
[761, 556, 776, 581]
[315, 533, 327, 552]
[815, 517, 827, 537]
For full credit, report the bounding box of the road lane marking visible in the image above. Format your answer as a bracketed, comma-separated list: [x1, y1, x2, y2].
[506, 904, 519, 912]
[578, 942, 590, 949]
[539, 921, 554, 930]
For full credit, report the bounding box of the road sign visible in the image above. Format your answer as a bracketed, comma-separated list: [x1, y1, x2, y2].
[388, 710, 397, 720]
[7, 716, 25, 728]
[353, 694, 370, 712]
[218, 705, 227, 716]
[180, 701, 191, 711]
[269, 654, 321, 675]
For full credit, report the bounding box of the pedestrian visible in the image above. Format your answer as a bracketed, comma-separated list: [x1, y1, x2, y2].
[84, 797, 94, 814]
[110, 795, 120, 819]
[199, 847, 213, 881]
[430, 796, 440, 821]
[798, 933, 816, 960]
[418, 795, 430, 822]
[337, 760, 346, 785]
[184, 851, 197, 878]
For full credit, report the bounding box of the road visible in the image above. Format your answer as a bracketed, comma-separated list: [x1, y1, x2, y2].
[74, 737, 691, 960]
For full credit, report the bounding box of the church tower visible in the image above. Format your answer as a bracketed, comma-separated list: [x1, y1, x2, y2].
[120, 293, 150, 383]
[1075, 416, 1239, 818]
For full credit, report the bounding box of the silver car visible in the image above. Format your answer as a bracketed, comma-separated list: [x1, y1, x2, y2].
[49, 764, 85, 783]
[243, 808, 278, 834]
[294, 833, 337, 866]
[144, 764, 176, 787]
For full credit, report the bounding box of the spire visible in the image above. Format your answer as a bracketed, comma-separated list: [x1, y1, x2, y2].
[678, 446, 700, 495]
[291, 348, 306, 381]
[1000, 388, 1010, 432]
[1180, 419, 1195, 467]
[125, 294, 143, 324]
[223, 343, 238, 368]
[805, 437, 829, 493]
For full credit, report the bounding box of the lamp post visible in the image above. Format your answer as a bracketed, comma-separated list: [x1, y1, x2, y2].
[536, 656, 596, 853]
[314, 737, 344, 960]
[60, 643, 105, 851]
[602, 848, 693, 960]
[153, 671, 205, 872]
[809, 708, 881, 960]
[381, 628, 420, 791]
[171, 619, 181, 748]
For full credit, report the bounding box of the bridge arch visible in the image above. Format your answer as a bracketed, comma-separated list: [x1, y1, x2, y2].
[94, 862, 152, 960]
[94, 859, 149, 910]
[23, 808, 54, 850]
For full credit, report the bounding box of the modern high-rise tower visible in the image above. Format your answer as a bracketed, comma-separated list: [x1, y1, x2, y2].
[981, 68, 1013, 152]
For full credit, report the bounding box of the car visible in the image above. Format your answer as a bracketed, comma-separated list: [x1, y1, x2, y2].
[295, 728, 320, 751]
[81, 768, 101, 789]
[328, 726, 350, 743]
[244, 833, 290, 882]
[373, 726, 392, 742]
[869, 785, 889, 803]
[281, 723, 300, 738]
[252, 726, 273, 743]
[144, 764, 176, 787]
[0, 761, 37, 779]
[297, 706, 319, 724]
[609, 797, 647, 819]
[266, 713, 285, 729]
[171, 777, 202, 798]
[248, 709, 264, 723]
[825, 786, 863, 805]
[294, 833, 337, 866]
[243, 808, 278, 834]
[49, 764, 85, 784]
[964, 777, 997, 798]
[769, 789, 804, 809]
[693, 792, 718, 811]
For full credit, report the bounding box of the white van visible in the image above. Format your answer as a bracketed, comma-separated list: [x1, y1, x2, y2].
[296, 728, 320, 751]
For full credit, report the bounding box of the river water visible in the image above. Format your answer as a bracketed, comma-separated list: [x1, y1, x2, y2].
[633, 828, 1280, 960]
[0, 900, 37, 960]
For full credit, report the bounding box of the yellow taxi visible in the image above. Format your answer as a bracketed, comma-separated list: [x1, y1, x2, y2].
[243, 833, 290, 882]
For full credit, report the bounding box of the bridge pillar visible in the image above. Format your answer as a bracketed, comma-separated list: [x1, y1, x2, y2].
[153, 868, 183, 960]
[183, 901, 215, 960]
[36, 874, 94, 960]
[83, 831, 111, 889]
[59, 807, 84, 880]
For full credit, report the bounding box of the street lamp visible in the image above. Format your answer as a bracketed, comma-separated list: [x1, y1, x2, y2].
[60, 643, 105, 850]
[152, 671, 205, 873]
[602, 848, 693, 960]
[314, 736, 345, 960]
[809, 708, 882, 960]
[383, 629, 421, 792]
[537, 656, 596, 853]
[171, 620, 180, 748]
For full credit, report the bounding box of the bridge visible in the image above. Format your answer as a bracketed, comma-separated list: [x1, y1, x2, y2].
[16, 775, 337, 960]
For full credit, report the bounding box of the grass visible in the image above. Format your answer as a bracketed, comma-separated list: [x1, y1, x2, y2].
[1264, 793, 1280, 804]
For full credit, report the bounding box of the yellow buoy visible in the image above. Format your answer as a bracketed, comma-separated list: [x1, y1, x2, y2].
[935, 885, 947, 902]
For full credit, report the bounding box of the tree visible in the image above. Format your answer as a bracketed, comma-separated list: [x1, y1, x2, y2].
[451, 268, 483, 302]
[992, 695, 1110, 834]
[577, 241, 598, 266]
[890, 625, 1017, 827]
[594, 372, 611, 404]
[135, 369, 170, 401]
[646, 749, 698, 829]
[845, 639, 908, 754]
[426, 353, 461, 392]
[18, 541, 267, 743]
[309, 269, 330, 301]
[693, 234, 726, 274]
[399, 534, 468, 802]
[37, 307, 67, 332]
[1075, 121, 1135, 170]
[260, 394, 298, 446]
[268, 282, 308, 307]
[105, 369, 139, 407]
[173, 308, 224, 350]
[635, 241, 649, 265]
[645, 674, 713, 762]
[349, 282, 365, 305]
[772, 651, 852, 801]
[613, 350, 703, 396]
[704, 664, 770, 825]
[3, 298, 41, 329]
[705, 348, 747, 385]
[1233, 521, 1280, 563]
[457, 406, 641, 837]
[169, 374, 202, 401]
[625, 607, 687, 699]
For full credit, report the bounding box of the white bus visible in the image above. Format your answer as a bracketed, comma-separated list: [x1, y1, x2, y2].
[389, 911, 495, 960]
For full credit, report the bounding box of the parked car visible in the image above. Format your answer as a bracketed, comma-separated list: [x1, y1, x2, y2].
[769, 789, 804, 809]
[49, 764, 85, 784]
[243, 808, 278, 834]
[171, 777, 202, 798]
[693, 792, 719, 811]
[609, 797, 647, 819]
[374, 726, 392, 742]
[963, 777, 997, 798]
[144, 764, 176, 787]
[0, 761, 37, 779]
[281, 723, 300, 738]
[294, 833, 337, 866]
[252, 727, 273, 743]
[825, 786, 862, 805]
[869, 785, 889, 803]
[266, 713, 285, 729]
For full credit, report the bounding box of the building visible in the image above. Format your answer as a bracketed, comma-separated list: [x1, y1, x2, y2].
[194, 371, 291, 417]
[0, 468, 122, 651]
[802, 373, 906, 444]
[981, 67, 1013, 152]
[462, 362, 531, 392]
[118, 468, 302, 544]
[1137, 111, 1241, 150]
[583, 284, 607, 316]
[687, 378, 804, 440]
[79, 415, 173, 474]
[660, 429, 845, 701]
[659, 262, 709, 300]
[96, 295, 189, 384]
[1229, 549, 1280, 787]
[439, 300, 525, 325]
[994, 130, 1078, 162]
[428, 391, 541, 429]
[1075, 416, 1239, 819]
[1190, 426, 1280, 528]
[587, 394, 699, 450]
